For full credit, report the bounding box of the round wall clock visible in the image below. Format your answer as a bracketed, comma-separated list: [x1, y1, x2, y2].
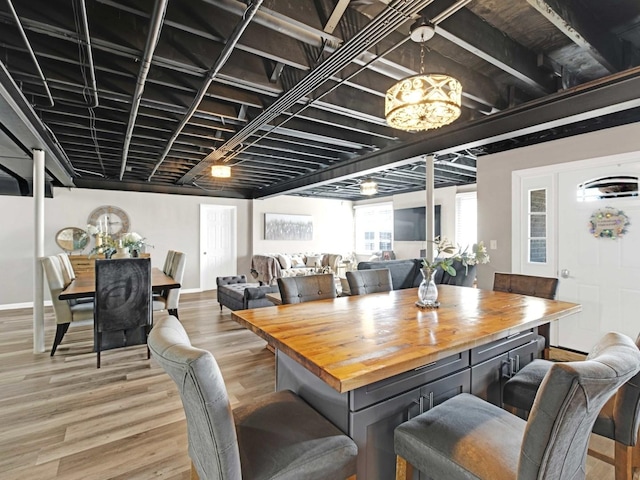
[88, 205, 131, 236]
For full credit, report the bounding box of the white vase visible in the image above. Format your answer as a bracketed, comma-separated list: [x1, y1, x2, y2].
[112, 247, 130, 259]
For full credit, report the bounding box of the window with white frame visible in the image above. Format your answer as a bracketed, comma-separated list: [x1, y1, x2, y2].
[528, 188, 547, 263]
[455, 192, 477, 248]
[354, 203, 393, 254]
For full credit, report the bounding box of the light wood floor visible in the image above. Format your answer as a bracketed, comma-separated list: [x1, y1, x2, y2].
[0, 291, 628, 479]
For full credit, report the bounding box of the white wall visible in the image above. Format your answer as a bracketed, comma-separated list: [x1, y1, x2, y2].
[252, 195, 354, 256]
[477, 122, 640, 289]
[353, 184, 476, 260]
[0, 187, 251, 307]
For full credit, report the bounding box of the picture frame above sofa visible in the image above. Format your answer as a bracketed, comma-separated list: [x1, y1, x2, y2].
[264, 213, 313, 241]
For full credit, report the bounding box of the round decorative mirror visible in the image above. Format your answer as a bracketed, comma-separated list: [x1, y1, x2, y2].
[55, 227, 89, 252]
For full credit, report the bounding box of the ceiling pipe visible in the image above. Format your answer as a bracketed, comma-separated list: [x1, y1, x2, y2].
[76, 0, 99, 108]
[229, 0, 473, 171]
[5, 0, 54, 107]
[147, 0, 264, 180]
[178, 0, 438, 185]
[118, 0, 168, 180]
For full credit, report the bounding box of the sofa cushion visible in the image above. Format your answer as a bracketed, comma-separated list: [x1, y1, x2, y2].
[276, 253, 291, 270]
[290, 255, 304, 267]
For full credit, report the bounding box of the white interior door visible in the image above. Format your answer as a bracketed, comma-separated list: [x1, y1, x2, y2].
[200, 205, 237, 291]
[557, 163, 640, 352]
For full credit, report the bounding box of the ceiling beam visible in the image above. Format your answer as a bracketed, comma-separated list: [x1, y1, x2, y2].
[424, 1, 558, 94]
[255, 67, 640, 198]
[527, 0, 640, 73]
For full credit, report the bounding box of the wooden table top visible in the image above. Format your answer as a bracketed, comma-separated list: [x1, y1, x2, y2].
[59, 267, 180, 300]
[231, 286, 581, 393]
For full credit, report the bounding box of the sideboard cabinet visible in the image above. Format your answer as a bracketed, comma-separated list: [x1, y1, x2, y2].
[68, 254, 150, 274]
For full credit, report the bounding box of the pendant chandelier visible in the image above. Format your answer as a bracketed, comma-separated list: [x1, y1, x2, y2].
[385, 21, 462, 132]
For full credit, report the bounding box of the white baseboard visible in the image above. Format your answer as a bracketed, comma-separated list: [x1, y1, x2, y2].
[0, 289, 203, 311]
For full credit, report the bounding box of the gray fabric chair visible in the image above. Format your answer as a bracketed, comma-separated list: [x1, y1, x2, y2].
[148, 315, 358, 480]
[42, 255, 94, 356]
[503, 333, 640, 480]
[346, 268, 392, 296]
[94, 258, 152, 368]
[394, 332, 640, 480]
[153, 250, 186, 318]
[277, 273, 336, 304]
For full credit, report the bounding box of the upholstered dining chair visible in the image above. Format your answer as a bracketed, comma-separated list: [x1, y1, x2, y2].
[394, 332, 640, 480]
[346, 268, 392, 296]
[148, 315, 358, 480]
[42, 255, 94, 356]
[503, 333, 640, 480]
[153, 250, 186, 318]
[493, 272, 559, 358]
[277, 273, 336, 304]
[493, 272, 559, 299]
[94, 257, 152, 368]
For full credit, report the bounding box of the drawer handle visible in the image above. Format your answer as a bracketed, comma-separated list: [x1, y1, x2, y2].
[414, 361, 437, 371]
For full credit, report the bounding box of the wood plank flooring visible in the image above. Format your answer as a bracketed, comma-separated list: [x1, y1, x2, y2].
[0, 291, 629, 479]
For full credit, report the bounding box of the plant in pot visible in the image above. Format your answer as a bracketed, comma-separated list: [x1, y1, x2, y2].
[418, 237, 490, 307]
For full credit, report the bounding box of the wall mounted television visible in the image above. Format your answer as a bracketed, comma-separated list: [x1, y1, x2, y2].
[393, 205, 441, 241]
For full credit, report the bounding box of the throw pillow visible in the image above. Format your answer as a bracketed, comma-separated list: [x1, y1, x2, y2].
[276, 253, 291, 269]
[305, 255, 322, 267]
[291, 255, 305, 267]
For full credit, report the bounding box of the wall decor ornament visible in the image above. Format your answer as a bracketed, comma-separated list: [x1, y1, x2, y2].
[264, 213, 313, 241]
[589, 207, 630, 239]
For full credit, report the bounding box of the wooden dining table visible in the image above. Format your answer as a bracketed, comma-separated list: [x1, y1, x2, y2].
[232, 285, 581, 479]
[59, 267, 180, 300]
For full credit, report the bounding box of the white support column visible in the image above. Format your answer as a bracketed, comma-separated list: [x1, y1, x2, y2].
[33, 149, 45, 353]
[425, 155, 435, 262]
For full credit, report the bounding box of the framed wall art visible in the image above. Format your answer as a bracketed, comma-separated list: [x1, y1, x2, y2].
[264, 213, 313, 241]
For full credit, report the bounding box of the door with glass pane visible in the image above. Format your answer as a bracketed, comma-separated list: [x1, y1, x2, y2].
[556, 164, 640, 352]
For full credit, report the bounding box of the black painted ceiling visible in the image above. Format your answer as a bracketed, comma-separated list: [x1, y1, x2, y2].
[1, 0, 640, 200]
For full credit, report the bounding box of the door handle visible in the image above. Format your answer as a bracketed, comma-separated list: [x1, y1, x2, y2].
[560, 269, 570, 278]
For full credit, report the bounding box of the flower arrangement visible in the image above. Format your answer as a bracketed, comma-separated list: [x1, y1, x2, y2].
[86, 224, 152, 258]
[421, 237, 490, 277]
[121, 232, 152, 252]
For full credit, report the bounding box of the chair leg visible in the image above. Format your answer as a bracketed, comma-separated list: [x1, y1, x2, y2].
[50, 323, 70, 356]
[396, 455, 413, 480]
[190, 461, 200, 480]
[96, 332, 101, 369]
[614, 441, 634, 480]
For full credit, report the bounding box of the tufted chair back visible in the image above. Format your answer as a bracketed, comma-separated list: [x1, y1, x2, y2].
[346, 269, 392, 296]
[519, 332, 640, 479]
[277, 273, 336, 304]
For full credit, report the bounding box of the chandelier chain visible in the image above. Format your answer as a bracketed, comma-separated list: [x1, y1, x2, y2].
[420, 41, 425, 74]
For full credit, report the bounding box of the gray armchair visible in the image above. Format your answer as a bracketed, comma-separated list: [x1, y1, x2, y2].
[277, 273, 336, 304]
[503, 333, 640, 480]
[346, 269, 392, 296]
[394, 332, 640, 480]
[148, 315, 358, 480]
